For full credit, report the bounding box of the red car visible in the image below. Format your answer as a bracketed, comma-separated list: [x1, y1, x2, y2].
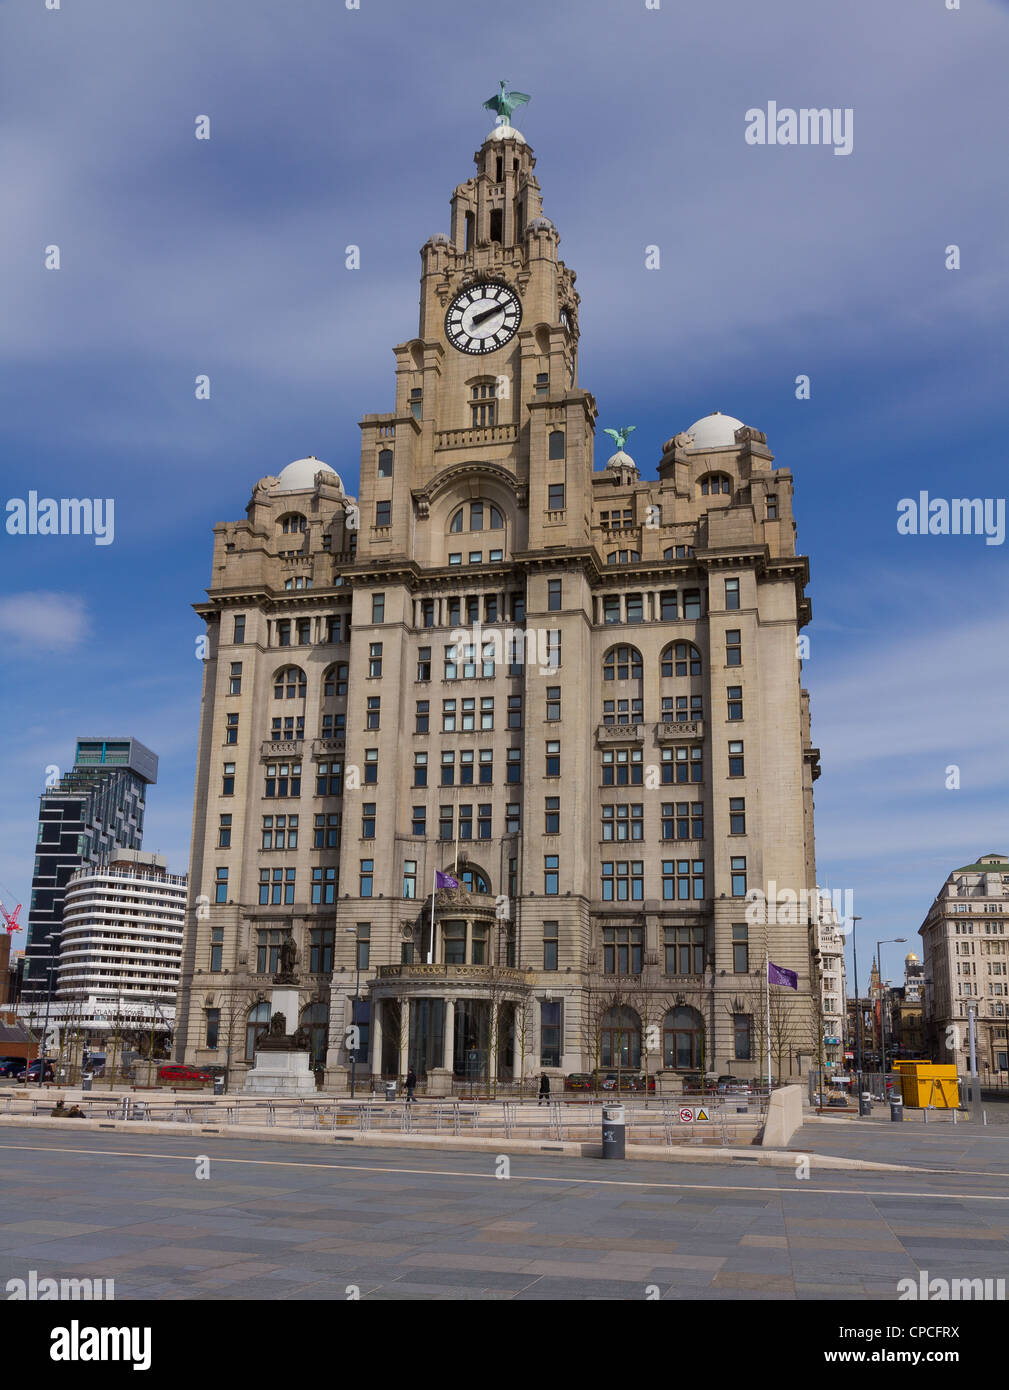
[158, 1063, 212, 1084]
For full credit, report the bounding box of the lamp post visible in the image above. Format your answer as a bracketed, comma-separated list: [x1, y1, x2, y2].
[850, 916, 862, 1088]
[876, 937, 906, 1076]
[38, 959, 57, 1088]
[345, 927, 361, 1100]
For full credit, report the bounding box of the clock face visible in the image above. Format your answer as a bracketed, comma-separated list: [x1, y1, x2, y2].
[445, 283, 521, 355]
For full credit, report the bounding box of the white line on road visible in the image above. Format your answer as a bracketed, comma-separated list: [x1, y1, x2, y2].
[0, 1141, 1006, 1201]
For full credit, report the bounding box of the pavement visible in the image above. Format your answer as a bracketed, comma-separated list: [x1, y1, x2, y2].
[1, 1124, 1008, 1300]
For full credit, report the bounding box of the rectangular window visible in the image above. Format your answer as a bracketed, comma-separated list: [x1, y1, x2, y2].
[277, 620, 291, 647]
[361, 802, 376, 839]
[368, 643, 383, 678]
[726, 629, 742, 666]
[478, 748, 494, 784]
[415, 700, 429, 733]
[205, 1009, 220, 1050]
[601, 861, 644, 902]
[507, 748, 522, 784]
[766, 495, 778, 520]
[732, 924, 749, 974]
[661, 859, 705, 901]
[544, 855, 559, 895]
[733, 1014, 752, 1060]
[458, 803, 473, 839]
[727, 686, 743, 721]
[309, 928, 335, 974]
[683, 589, 702, 620]
[728, 741, 744, 777]
[660, 746, 702, 784]
[356, 924, 371, 970]
[366, 695, 381, 730]
[730, 856, 747, 897]
[229, 662, 242, 694]
[209, 927, 223, 973]
[411, 805, 426, 836]
[359, 860, 374, 897]
[258, 868, 296, 906]
[438, 805, 453, 841]
[364, 748, 378, 784]
[233, 615, 246, 643]
[661, 801, 704, 841]
[313, 813, 341, 849]
[545, 796, 560, 835]
[660, 591, 677, 620]
[548, 483, 565, 510]
[372, 593, 385, 623]
[311, 866, 337, 905]
[663, 925, 705, 975]
[375, 501, 391, 527]
[545, 686, 560, 721]
[725, 578, 740, 610]
[547, 578, 562, 610]
[413, 752, 428, 787]
[603, 926, 643, 974]
[626, 593, 643, 624]
[541, 1000, 562, 1067]
[601, 803, 644, 842]
[545, 740, 560, 777]
[729, 797, 746, 834]
[217, 814, 232, 849]
[417, 647, 431, 682]
[478, 804, 492, 839]
[543, 922, 559, 972]
[225, 712, 239, 745]
[440, 750, 455, 786]
[506, 803, 521, 833]
[316, 761, 342, 796]
[222, 763, 235, 796]
[508, 694, 523, 728]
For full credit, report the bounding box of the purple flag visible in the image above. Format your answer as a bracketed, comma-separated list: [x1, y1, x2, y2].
[436, 870, 459, 890]
[768, 961, 798, 990]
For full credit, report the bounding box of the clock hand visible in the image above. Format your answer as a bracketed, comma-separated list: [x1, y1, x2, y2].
[471, 305, 503, 327]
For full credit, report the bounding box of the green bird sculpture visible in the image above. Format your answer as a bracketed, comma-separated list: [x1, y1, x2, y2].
[483, 81, 531, 126]
[603, 426, 637, 452]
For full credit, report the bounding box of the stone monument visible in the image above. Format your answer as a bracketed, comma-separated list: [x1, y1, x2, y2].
[242, 935, 317, 1095]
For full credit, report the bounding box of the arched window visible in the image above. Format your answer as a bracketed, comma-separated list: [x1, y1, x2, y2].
[600, 1005, 641, 1069]
[279, 513, 307, 534]
[663, 545, 695, 560]
[470, 381, 497, 427]
[448, 500, 504, 533]
[699, 473, 732, 497]
[603, 645, 643, 682]
[663, 1005, 704, 1070]
[661, 642, 702, 678]
[300, 1002, 329, 1071]
[460, 866, 490, 894]
[323, 664, 348, 698]
[378, 449, 393, 478]
[245, 1001, 270, 1062]
[273, 665, 307, 700]
[606, 550, 640, 565]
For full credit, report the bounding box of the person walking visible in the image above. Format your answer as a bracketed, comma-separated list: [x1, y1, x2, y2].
[537, 1072, 550, 1106]
[405, 1067, 418, 1104]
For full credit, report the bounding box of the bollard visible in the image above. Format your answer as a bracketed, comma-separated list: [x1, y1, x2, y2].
[385, 1082, 396, 1102]
[858, 1091, 872, 1117]
[602, 1103, 626, 1159]
[213, 1075, 225, 1096]
[81, 1074, 93, 1093]
[889, 1097, 903, 1123]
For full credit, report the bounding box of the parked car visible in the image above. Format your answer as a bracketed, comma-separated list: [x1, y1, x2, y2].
[564, 1073, 593, 1091]
[716, 1075, 750, 1095]
[24, 1060, 56, 1082]
[157, 1063, 212, 1084]
[0, 1058, 26, 1078]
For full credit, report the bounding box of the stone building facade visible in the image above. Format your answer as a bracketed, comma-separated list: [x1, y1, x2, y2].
[175, 119, 822, 1090]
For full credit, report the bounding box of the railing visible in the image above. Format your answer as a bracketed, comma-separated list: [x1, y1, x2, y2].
[377, 963, 526, 984]
[435, 424, 518, 450]
[260, 739, 303, 757]
[655, 719, 704, 741]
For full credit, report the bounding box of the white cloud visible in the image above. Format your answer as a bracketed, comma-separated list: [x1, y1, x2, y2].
[0, 593, 89, 653]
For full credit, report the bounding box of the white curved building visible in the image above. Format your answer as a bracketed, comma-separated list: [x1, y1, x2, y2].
[55, 850, 186, 1039]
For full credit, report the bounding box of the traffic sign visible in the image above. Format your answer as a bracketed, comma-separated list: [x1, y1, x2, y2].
[678, 1105, 711, 1123]
[679, 1107, 694, 1123]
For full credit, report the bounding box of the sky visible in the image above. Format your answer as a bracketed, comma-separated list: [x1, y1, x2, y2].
[0, 0, 1006, 995]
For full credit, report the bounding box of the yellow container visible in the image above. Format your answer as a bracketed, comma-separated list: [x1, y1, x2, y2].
[896, 1062, 959, 1109]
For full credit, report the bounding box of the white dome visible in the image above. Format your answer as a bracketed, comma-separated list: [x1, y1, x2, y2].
[274, 457, 343, 494]
[606, 449, 636, 471]
[487, 123, 526, 144]
[683, 412, 745, 450]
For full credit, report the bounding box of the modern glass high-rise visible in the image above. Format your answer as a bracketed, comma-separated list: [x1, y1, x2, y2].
[22, 738, 158, 1004]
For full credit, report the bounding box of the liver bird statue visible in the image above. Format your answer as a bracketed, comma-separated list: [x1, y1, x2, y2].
[484, 81, 531, 126]
[603, 425, 637, 452]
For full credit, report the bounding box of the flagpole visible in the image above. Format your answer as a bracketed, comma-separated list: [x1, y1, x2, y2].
[765, 952, 772, 1092]
[427, 869, 436, 964]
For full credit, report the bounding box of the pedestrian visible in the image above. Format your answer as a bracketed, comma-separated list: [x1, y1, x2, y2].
[537, 1072, 550, 1106]
[405, 1067, 417, 1104]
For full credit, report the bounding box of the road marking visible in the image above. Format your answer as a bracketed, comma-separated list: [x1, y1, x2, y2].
[0, 1141, 1008, 1201]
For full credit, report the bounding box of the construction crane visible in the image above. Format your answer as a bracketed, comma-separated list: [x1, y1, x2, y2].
[1, 900, 22, 936]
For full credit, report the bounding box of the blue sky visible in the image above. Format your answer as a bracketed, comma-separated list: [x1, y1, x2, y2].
[1, 0, 1006, 994]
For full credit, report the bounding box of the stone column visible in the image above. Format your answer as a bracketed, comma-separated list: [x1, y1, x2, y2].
[427, 996, 455, 1097]
[398, 996, 410, 1078]
[371, 998, 383, 1080]
[444, 997, 456, 1069]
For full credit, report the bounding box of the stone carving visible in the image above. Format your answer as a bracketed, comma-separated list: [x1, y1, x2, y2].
[274, 935, 298, 984]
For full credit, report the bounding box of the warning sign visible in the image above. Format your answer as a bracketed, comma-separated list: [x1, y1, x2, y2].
[678, 1106, 711, 1123]
[678, 1107, 693, 1123]
[694, 1107, 710, 1121]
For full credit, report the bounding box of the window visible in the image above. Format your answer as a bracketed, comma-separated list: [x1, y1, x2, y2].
[420, 598, 435, 628]
[258, 868, 296, 906]
[506, 748, 522, 783]
[325, 616, 343, 644]
[274, 666, 307, 699]
[271, 715, 304, 742]
[603, 645, 643, 681]
[607, 550, 641, 565]
[661, 746, 702, 784]
[378, 448, 393, 477]
[359, 860, 374, 897]
[603, 928, 643, 974]
[265, 762, 301, 797]
[548, 578, 562, 610]
[480, 696, 494, 730]
[413, 752, 428, 787]
[313, 813, 341, 848]
[663, 1006, 703, 1069]
[603, 698, 642, 725]
[441, 751, 455, 786]
[217, 814, 232, 848]
[545, 687, 560, 721]
[368, 643, 383, 678]
[361, 803, 376, 839]
[261, 814, 298, 849]
[205, 1008, 220, 1049]
[470, 383, 496, 428]
[661, 694, 703, 723]
[449, 500, 504, 532]
[543, 922, 559, 972]
[297, 618, 311, 645]
[766, 495, 778, 520]
[438, 805, 453, 840]
[733, 1014, 752, 1060]
[401, 860, 417, 899]
[415, 700, 429, 733]
[309, 928, 334, 974]
[364, 749, 378, 784]
[311, 866, 337, 904]
[625, 593, 644, 623]
[215, 867, 229, 904]
[661, 642, 701, 678]
[355, 924, 371, 970]
[225, 712, 239, 744]
[730, 856, 747, 896]
[664, 926, 705, 975]
[478, 804, 492, 839]
[725, 578, 740, 610]
[603, 596, 620, 625]
[233, 615, 246, 643]
[600, 508, 633, 530]
[324, 663, 348, 696]
[726, 629, 742, 666]
[541, 1000, 563, 1067]
[229, 662, 242, 694]
[548, 431, 565, 460]
[416, 647, 431, 682]
[316, 761, 342, 795]
[700, 473, 731, 496]
[372, 593, 385, 623]
[659, 591, 677, 619]
[683, 589, 702, 620]
[664, 545, 695, 560]
[222, 763, 235, 796]
[479, 749, 493, 783]
[727, 686, 743, 721]
[732, 924, 749, 974]
[729, 797, 746, 834]
[661, 802, 704, 840]
[277, 620, 291, 647]
[661, 859, 705, 900]
[366, 695, 381, 730]
[602, 747, 644, 786]
[210, 928, 223, 973]
[548, 483, 565, 510]
[602, 804, 644, 841]
[544, 855, 559, 895]
[411, 806, 426, 836]
[535, 371, 548, 396]
[375, 500, 391, 527]
[545, 797, 561, 834]
[281, 512, 307, 533]
[545, 741, 560, 777]
[728, 741, 745, 777]
[601, 861, 644, 901]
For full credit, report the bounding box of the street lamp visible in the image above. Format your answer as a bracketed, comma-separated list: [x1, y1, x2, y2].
[850, 916, 862, 1085]
[38, 959, 57, 1088]
[876, 937, 907, 1075]
[345, 927, 361, 1100]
